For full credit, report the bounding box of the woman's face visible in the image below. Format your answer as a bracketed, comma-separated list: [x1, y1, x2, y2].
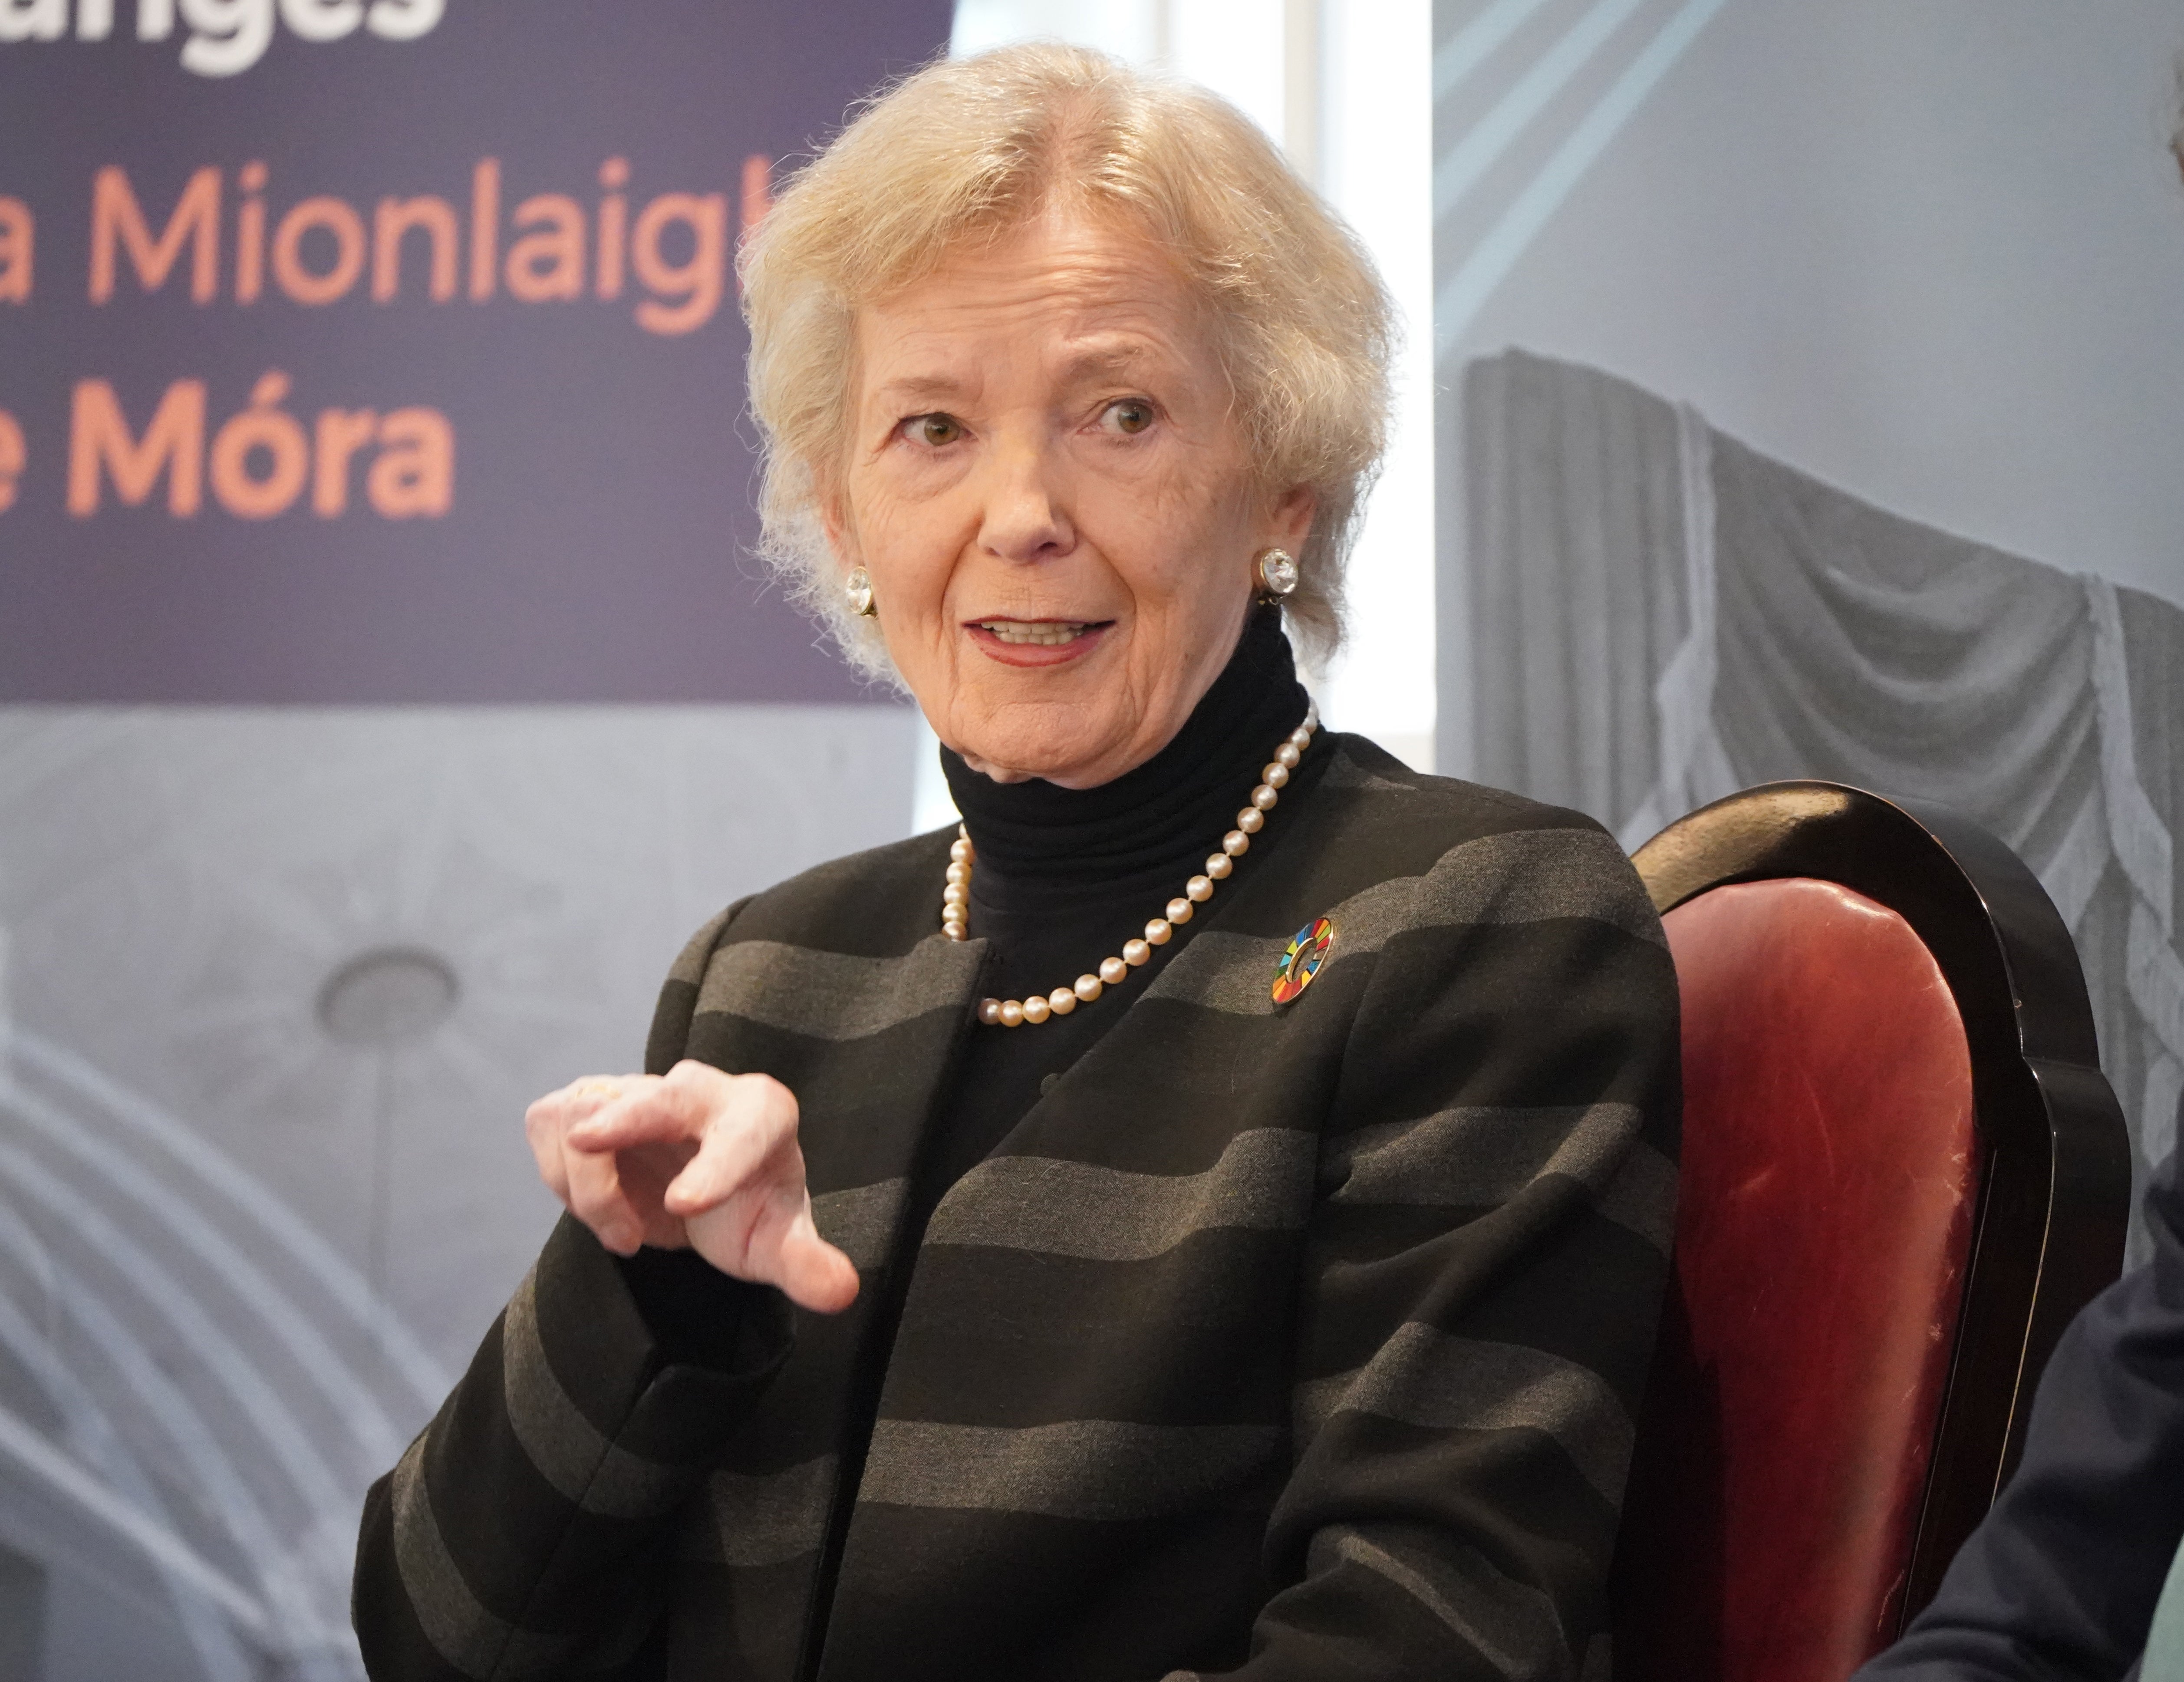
[828, 211, 1312, 789]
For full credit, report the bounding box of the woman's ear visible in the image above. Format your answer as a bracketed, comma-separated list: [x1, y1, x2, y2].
[818, 484, 861, 576]
[1266, 484, 1316, 553]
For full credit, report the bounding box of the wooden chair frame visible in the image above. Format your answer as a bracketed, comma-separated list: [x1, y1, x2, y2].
[1631, 781, 2133, 1625]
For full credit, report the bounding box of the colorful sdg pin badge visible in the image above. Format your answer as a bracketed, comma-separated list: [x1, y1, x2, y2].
[1272, 916, 1336, 1006]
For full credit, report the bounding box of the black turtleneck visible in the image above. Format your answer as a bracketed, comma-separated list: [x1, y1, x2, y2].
[910, 607, 1317, 1232]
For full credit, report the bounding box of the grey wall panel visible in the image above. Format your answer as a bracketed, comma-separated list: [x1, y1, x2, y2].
[1434, 0, 2184, 778]
[0, 703, 917, 1677]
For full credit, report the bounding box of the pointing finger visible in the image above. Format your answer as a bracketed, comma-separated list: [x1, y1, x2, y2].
[660, 1100, 795, 1217]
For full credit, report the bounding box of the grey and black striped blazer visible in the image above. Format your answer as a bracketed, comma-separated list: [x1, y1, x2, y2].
[354, 736, 1682, 1682]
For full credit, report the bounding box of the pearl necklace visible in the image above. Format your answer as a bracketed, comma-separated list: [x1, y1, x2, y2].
[945, 704, 1320, 1027]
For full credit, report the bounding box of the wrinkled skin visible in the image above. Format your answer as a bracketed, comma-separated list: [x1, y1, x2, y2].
[827, 207, 1312, 787]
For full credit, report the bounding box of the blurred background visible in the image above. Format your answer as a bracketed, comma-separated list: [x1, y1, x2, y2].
[1, 1, 2182, 1675]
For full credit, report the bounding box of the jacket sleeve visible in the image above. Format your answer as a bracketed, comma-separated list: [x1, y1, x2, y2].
[353, 902, 793, 1681]
[1855, 1139, 2184, 1682]
[1218, 819, 1682, 1682]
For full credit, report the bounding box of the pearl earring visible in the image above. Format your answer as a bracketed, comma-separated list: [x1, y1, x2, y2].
[1253, 548, 1299, 603]
[846, 567, 876, 617]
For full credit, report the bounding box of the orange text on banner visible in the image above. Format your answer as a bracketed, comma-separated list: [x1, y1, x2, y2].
[0, 197, 30, 303]
[67, 374, 453, 520]
[82, 158, 751, 335]
[0, 409, 24, 512]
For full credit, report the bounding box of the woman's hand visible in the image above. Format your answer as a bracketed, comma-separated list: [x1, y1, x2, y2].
[523, 1060, 860, 1314]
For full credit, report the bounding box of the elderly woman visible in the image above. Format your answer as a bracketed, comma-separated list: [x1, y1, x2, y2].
[353, 43, 1679, 1682]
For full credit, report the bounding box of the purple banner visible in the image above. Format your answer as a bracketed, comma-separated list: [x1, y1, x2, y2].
[0, 0, 951, 702]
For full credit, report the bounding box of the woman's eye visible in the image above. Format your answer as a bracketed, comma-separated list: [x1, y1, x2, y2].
[1102, 399, 1154, 436]
[913, 414, 962, 447]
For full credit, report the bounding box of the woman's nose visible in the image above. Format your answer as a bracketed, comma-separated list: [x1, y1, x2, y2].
[975, 437, 1076, 564]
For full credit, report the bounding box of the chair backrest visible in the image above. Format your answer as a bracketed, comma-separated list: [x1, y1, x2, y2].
[1611, 783, 2133, 1682]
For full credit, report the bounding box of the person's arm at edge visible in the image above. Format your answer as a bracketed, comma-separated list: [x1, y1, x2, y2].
[1858, 1134, 2184, 1682]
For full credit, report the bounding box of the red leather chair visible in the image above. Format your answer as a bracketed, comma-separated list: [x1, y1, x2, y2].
[1611, 782, 2133, 1682]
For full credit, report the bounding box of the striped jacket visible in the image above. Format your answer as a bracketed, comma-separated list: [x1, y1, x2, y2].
[354, 736, 1682, 1682]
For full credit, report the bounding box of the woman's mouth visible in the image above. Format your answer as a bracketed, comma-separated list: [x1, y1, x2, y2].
[977, 620, 1092, 646]
[966, 619, 1113, 665]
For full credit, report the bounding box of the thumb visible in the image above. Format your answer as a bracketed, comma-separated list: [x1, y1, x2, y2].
[770, 1211, 860, 1315]
[682, 1194, 860, 1314]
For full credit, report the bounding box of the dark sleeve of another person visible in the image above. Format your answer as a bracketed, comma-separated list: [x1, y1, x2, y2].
[351, 903, 795, 1680]
[1856, 1136, 2184, 1682]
